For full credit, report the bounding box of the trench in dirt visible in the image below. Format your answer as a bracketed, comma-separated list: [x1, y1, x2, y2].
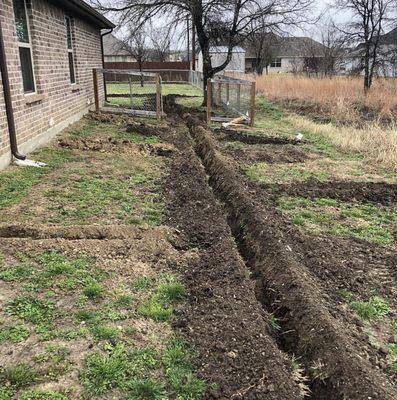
[180, 114, 397, 400]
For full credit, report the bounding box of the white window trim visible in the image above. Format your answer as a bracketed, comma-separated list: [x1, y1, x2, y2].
[65, 16, 76, 85]
[16, 0, 37, 95]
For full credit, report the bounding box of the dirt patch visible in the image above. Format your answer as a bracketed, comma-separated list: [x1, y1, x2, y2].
[126, 122, 163, 137]
[215, 128, 300, 145]
[222, 142, 308, 164]
[189, 117, 397, 399]
[86, 111, 137, 125]
[163, 119, 303, 399]
[262, 180, 397, 205]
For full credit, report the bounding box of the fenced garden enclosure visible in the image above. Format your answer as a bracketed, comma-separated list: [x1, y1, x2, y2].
[92, 68, 256, 126]
[93, 69, 164, 119]
[207, 76, 256, 126]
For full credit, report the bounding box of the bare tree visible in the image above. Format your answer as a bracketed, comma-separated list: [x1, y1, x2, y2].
[149, 24, 173, 62]
[121, 26, 150, 86]
[92, 0, 313, 101]
[319, 21, 349, 76]
[245, 27, 278, 75]
[335, 0, 393, 91]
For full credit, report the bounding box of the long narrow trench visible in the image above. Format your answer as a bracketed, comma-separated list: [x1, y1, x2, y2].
[182, 116, 397, 400]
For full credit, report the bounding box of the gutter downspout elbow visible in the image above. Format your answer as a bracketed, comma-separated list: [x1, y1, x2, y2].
[101, 28, 113, 103]
[0, 16, 26, 160]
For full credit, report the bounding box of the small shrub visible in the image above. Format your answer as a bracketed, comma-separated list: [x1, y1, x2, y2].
[127, 379, 165, 400]
[0, 364, 38, 389]
[83, 282, 104, 300]
[350, 296, 390, 322]
[7, 296, 56, 325]
[138, 297, 173, 322]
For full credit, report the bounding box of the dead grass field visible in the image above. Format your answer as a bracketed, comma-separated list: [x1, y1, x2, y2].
[256, 74, 397, 124]
[253, 75, 397, 171]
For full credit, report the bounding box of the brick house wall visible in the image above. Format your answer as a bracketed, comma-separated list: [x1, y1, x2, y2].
[0, 0, 106, 169]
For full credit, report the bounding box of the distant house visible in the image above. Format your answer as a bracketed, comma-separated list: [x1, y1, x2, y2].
[342, 27, 397, 77]
[0, 0, 114, 169]
[198, 46, 246, 73]
[103, 34, 136, 63]
[245, 36, 327, 74]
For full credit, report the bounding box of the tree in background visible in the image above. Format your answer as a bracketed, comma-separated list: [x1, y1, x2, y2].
[335, 0, 393, 91]
[122, 26, 150, 86]
[319, 21, 349, 76]
[149, 24, 173, 62]
[245, 26, 278, 75]
[92, 0, 313, 101]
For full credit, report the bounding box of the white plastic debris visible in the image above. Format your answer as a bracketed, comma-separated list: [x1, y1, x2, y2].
[296, 132, 304, 141]
[14, 159, 47, 168]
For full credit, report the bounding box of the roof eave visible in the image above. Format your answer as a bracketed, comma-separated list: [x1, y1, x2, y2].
[47, 0, 115, 29]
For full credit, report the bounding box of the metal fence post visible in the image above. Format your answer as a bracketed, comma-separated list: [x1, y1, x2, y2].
[250, 81, 256, 127]
[156, 74, 162, 120]
[237, 83, 241, 110]
[129, 76, 133, 109]
[93, 69, 99, 112]
[207, 79, 212, 126]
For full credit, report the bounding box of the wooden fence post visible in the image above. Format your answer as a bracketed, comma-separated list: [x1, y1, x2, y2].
[226, 83, 230, 104]
[93, 69, 99, 112]
[207, 79, 212, 126]
[250, 81, 256, 127]
[156, 74, 162, 120]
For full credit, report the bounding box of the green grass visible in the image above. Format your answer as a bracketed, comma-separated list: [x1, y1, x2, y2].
[7, 296, 56, 325]
[107, 83, 202, 97]
[277, 196, 396, 245]
[350, 296, 390, 322]
[0, 324, 30, 343]
[83, 338, 205, 399]
[246, 162, 331, 185]
[0, 148, 78, 212]
[18, 391, 69, 400]
[138, 277, 187, 322]
[45, 168, 163, 226]
[0, 364, 38, 389]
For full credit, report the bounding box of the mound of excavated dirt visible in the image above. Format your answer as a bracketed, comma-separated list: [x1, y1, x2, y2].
[163, 120, 303, 400]
[215, 128, 301, 145]
[188, 116, 397, 400]
[262, 179, 397, 205]
[222, 143, 308, 164]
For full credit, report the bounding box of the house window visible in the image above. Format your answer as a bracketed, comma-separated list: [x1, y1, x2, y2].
[270, 58, 282, 68]
[65, 16, 76, 84]
[13, 0, 36, 93]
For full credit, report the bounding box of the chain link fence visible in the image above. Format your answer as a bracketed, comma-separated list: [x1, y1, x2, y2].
[93, 69, 163, 119]
[207, 76, 256, 126]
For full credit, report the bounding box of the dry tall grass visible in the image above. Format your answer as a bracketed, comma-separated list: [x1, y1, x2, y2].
[256, 75, 397, 124]
[252, 74, 397, 171]
[289, 115, 397, 171]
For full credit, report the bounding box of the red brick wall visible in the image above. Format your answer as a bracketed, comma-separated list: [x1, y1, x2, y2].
[0, 0, 104, 163]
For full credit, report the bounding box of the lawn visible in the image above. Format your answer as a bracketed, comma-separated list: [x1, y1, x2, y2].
[0, 116, 206, 399]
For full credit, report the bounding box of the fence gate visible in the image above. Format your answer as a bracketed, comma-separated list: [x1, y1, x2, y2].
[207, 76, 256, 127]
[92, 68, 164, 119]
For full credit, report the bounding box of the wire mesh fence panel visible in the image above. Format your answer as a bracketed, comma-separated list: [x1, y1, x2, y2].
[93, 69, 163, 119]
[189, 70, 204, 90]
[207, 76, 255, 126]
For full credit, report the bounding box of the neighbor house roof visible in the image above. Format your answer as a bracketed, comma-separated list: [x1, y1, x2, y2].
[209, 46, 246, 54]
[379, 27, 397, 45]
[103, 34, 130, 56]
[47, 0, 114, 29]
[244, 36, 327, 59]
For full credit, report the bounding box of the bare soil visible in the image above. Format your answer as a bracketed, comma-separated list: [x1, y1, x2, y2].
[180, 108, 397, 399]
[161, 119, 303, 399]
